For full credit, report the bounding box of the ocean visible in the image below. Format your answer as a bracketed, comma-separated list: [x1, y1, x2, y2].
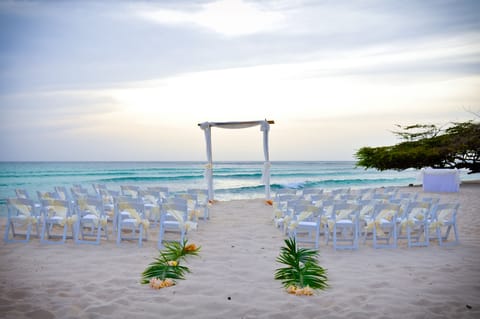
[0, 161, 475, 215]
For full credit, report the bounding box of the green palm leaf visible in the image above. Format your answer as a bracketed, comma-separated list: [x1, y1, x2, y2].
[141, 239, 200, 284]
[274, 237, 328, 291]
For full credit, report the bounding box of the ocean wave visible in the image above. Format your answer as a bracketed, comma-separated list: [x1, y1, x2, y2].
[98, 175, 205, 183]
[214, 177, 414, 194]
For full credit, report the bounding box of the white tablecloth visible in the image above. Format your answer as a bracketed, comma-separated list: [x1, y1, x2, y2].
[420, 168, 460, 193]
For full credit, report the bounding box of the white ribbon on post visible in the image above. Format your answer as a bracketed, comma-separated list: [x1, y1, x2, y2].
[262, 161, 271, 184]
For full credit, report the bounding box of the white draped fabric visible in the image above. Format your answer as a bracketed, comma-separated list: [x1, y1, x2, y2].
[419, 168, 460, 193]
[199, 120, 274, 200]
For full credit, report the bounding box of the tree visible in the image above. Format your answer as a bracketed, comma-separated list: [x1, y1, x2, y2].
[355, 120, 480, 174]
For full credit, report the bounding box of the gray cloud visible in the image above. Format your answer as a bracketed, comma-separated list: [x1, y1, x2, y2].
[1, 0, 479, 94]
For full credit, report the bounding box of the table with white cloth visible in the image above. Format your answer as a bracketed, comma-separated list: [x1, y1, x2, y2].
[420, 168, 460, 193]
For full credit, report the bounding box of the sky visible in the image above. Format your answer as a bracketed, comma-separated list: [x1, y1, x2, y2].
[0, 0, 479, 162]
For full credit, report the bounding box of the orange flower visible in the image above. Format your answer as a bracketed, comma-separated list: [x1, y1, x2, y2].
[184, 243, 197, 252]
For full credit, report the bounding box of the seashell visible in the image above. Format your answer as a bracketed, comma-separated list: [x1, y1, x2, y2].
[163, 279, 174, 287]
[302, 286, 314, 296]
[150, 278, 163, 289]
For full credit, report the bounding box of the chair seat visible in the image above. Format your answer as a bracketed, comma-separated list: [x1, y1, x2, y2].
[11, 215, 35, 221]
[298, 221, 317, 227]
[163, 221, 180, 227]
[83, 214, 98, 220]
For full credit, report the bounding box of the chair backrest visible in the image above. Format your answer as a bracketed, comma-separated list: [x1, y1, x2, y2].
[396, 192, 418, 201]
[358, 201, 376, 220]
[7, 198, 37, 217]
[372, 193, 394, 202]
[76, 196, 105, 217]
[120, 185, 140, 198]
[187, 189, 208, 204]
[116, 197, 144, 218]
[331, 203, 360, 221]
[356, 188, 375, 200]
[276, 193, 298, 203]
[293, 204, 321, 221]
[380, 186, 399, 196]
[373, 203, 400, 222]
[37, 191, 59, 201]
[41, 199, 72, 218]
[275, 188, 297, 199]
[162, 198, 188, 221]
[302, 188, 323, 199]
[71, 186, 90, 199]
[54, 186, 71, 201]
[340, 194, 361, 203]
[92, 184, 108, 195]
[138, 190, 161, 205]
[146, 187, 169, 201]
[421, 197, 440, 205]
[15, 189, 31, 199]
[405, 201, 432, 220]
[431, 203, 460, 222]
[310, 193, 332, 202]
[329, 188, 350, 196]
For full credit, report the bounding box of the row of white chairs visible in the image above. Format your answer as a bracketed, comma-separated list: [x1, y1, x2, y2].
[272, 187, 460, 250]
[4, 186, 210, 248]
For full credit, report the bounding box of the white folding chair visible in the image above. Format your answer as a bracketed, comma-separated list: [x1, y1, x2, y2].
[364, 203, 400, 249]
[4, 198, 40, 243]
[40, 199, 76, 244]
[325, 203, 360, 250]
[116, 198, 149, 247]
[430, 203, 460, 246]
[158, 198, 195, 249]
[75, 196, 109, 245]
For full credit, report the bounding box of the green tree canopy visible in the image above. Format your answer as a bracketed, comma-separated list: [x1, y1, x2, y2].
[355, 121, 480, 174]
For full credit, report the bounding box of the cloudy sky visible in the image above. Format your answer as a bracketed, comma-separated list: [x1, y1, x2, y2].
[0, 0, 479, 161]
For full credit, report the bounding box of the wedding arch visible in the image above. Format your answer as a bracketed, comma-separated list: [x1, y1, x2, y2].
[198, 120, 274, 201]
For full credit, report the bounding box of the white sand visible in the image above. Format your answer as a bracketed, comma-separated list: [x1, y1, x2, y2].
[1, 185, 479, 319]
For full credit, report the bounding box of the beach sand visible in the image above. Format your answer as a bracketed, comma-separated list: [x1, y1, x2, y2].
[1, 185, 479, 319]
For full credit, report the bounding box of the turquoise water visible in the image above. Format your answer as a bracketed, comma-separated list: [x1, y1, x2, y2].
[0, 161, 476, 214]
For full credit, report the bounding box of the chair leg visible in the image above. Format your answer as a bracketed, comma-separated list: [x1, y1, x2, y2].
[4, 221, 11, 242]
[61, 225, 68, 243]
[138, 225, 144, 247]
[95, 224, 102, 244]
[332, 226, 337, 250]
[453, 224, 459, 244]
[26, 224, 32, 242]
[116, 223, 122, 245]
[40, 220, 47, 243]
[157, 224, 164, 249]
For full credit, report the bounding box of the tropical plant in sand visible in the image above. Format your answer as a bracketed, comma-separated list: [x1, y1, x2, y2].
[141, 239, 200, 289]
[275, 237, 328, 295]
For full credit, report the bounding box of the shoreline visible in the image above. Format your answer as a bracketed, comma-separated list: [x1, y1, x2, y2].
[1, 185, 479, 318]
